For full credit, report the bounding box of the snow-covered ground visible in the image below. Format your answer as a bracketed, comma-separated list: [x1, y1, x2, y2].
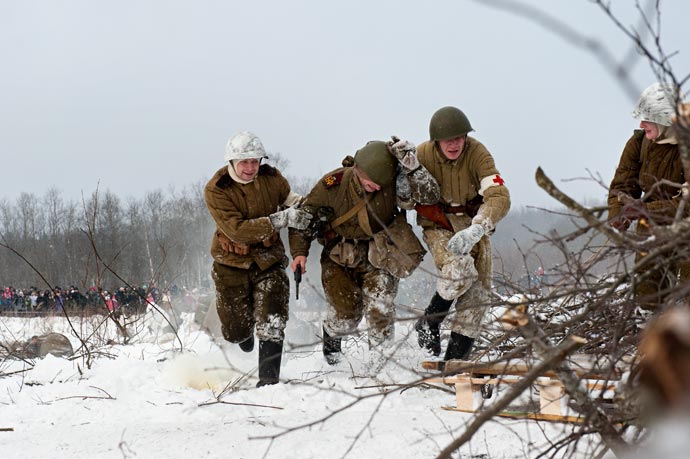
[0, 311, 620, 459]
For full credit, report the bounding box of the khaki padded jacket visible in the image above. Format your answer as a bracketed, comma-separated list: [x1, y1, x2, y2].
[416, 137, 510, 230]
[204, 165, 291, 270]
[288, 167, 398, 259]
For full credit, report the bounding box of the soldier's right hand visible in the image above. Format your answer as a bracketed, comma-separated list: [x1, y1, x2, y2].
[610, 217, 630, 232]
[216, 231, 232, 252]
[292, 256, 307, 275]
[269, 207, 313, 231]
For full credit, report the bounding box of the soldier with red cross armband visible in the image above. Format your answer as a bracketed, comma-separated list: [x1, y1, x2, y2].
[413, 106, 511, 362]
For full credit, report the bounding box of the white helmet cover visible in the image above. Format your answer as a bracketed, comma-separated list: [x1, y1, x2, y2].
[632, 83, 678, 126]
[224, 131, 268, 162]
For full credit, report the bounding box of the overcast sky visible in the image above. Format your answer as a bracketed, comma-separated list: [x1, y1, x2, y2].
[2, 0, 689, 208]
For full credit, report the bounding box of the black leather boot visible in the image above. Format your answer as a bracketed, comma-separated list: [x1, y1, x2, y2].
[256, 339, 283, 387]
[415, 293, 454, 356]
[239, 335, 254, 353]
[444, 331, 474, 362]
[322, 326, 342, 365]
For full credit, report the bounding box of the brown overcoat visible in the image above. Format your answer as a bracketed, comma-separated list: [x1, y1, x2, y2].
[416, 137, 510, 229]
[608, 130, 686, 223]
[204, 164, 291, 270]
[289, 166, 399, 258]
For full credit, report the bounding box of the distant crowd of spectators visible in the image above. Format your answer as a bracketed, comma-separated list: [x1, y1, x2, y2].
[0, 284, 168, 315]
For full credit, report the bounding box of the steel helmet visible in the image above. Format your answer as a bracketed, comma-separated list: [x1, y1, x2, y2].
[353, 141, 397, 187]
[632, 83, 678, 126]
[224, 131, 268, 162]
[429, 106, 474, 141]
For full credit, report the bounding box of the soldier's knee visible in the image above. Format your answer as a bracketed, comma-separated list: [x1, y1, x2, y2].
[256, 315, 287, 341]
[325, 317, 359, 335]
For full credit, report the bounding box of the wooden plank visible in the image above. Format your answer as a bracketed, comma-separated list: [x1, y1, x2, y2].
[425, 375, 519, 386]
[454, 378, 476, 411]
[421, 360, 445, 371]
[428, 374, 617, 392]
[441, 406, 585, 424]
[427, 358, 622, 380]
[538, 380, 565, 416]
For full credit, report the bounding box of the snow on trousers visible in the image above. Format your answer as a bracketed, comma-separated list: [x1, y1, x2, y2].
[320, 253, 399, 345]
[212, 258, 289, 343]
[423, 214, 493, 339]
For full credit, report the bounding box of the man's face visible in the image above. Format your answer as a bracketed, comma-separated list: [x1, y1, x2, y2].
[439, 135, 466, 160]
[639, 121, 660, 140]
[233, 158, 260, 180]
[355, 167, 381, 193]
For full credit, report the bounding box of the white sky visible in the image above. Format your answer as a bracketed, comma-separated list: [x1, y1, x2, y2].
[1, 0, 689, 208]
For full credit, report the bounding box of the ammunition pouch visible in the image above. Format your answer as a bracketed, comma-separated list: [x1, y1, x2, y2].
[368, 213, 426, 278]
[328, 239, 366, 268]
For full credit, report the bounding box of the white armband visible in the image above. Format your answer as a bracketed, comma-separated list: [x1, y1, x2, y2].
[478, 174, 505, 196]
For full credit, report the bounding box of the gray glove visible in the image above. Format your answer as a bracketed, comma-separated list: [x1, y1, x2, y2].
[269, 207, 313, 231]
[396, 172, 412, 201]
[446, 223, 486, 256]
[389, 137, 420, 171]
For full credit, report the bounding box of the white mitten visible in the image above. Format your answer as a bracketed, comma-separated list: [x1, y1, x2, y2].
[389, 137, 420, 171]
[446, 223, 486, 256]
[269, 207, 313, 230]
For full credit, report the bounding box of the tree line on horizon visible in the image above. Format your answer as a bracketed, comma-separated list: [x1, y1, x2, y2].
[0, 172, 594, 295]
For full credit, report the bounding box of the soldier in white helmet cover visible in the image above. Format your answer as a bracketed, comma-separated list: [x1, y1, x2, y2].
[204, 131, 312, 387]
[413, 106, 511, 361]
[608, 83, 690, 309]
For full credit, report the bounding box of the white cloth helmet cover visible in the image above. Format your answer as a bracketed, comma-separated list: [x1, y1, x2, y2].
[632, 83, 678, 126]
[224, 131, 268, 162]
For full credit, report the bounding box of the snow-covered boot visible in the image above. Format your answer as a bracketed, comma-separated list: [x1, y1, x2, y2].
[239, 335, 254, 353]
[322, 326, 342, 365]
[415, 293, 453, 356]
[443, 331, 474, 362]
[256, 339, 282, 387]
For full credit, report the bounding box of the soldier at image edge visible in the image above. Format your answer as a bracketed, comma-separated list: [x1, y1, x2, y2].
[607, 82, 690, 309]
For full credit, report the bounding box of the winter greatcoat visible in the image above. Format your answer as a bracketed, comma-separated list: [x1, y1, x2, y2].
[204, 164, 292, 342]
[608, 130, 686, 223]
[289, 158, 439, 343]
[608, 130, 690, 308]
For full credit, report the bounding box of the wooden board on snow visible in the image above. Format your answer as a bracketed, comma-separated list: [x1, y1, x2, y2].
[422, 356, 622, 380]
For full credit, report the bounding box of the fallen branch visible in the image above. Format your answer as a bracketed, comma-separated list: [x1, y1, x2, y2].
[198, 400, 283, 410]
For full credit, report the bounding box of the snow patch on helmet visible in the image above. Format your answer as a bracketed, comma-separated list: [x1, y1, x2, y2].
[224, 131, 268, 162]
[632, 83, 678, 126]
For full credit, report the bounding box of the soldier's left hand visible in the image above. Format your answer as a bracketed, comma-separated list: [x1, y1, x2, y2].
[216, 231, 232, 252]
[621, 200, 648, 221]
[447, 223, 486, 256]
[269, 207, 313, 231]
[389, 137, 420, 171]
